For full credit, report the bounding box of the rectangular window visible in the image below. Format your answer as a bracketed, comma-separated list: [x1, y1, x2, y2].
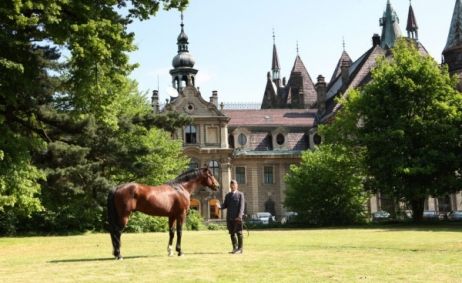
[236, 167, 246, 184]
[264, 166, 273, 184]
[185, 125, 197, 144]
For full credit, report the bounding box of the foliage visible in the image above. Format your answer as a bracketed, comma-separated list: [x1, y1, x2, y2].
[285, 145, 368, 226]
[206, 222, 226, 230]
[185, 209, 205, 231]
[125, 212, 169, 233]
[331, 39, 462, 220]
[0, 0, 189, 234]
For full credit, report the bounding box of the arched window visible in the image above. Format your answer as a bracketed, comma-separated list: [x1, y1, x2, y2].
[208, 160, 220, 180]
[185, 125, 197, 144]
[190, 198, 200, 212]
[209, 199, 221, 219]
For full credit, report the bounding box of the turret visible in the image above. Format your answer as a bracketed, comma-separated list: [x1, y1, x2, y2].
[406, 1, 418, 40]
[379, 0, 401, 49]
[169, 13, 198, 92]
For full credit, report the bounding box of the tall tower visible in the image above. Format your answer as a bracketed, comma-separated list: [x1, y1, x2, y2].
[406, 1, 418, 40]
[443, 0, 462, 87]
[170, 13, 198, 92]
[379, 0, 402, 49]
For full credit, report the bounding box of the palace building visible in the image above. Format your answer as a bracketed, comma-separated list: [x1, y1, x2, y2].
[153, 0, 462, 220]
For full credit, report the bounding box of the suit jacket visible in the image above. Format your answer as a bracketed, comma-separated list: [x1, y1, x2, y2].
[222, 191, 245, 220]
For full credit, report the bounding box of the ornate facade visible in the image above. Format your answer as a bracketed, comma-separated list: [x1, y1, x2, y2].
[154, 1, 462, 220]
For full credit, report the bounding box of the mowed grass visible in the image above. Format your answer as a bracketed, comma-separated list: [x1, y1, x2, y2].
[1, 226, 462, 282]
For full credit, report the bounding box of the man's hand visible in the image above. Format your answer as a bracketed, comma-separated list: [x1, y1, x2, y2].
[235, 217, 242, 223]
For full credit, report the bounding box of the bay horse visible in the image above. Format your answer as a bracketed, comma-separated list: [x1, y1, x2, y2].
[107, 167, 219, 259]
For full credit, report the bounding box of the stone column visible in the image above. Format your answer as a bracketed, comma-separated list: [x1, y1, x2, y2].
[250, 165, 259, 214]
[199, 124, 205, 147]
[220, 122, 228, 148]
[279, 162, 287, 216]
[220, 158, 232, 220]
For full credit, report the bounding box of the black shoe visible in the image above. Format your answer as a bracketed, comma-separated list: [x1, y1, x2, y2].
[229, 247, 238, 254]
[232, 249, 243, 254]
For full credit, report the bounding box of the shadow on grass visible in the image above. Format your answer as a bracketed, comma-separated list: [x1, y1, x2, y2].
[48, 255, 152, 263]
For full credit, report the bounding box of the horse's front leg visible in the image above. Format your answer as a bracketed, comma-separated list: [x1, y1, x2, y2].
[175, 212, 186, 256]
[167, 216, 175, 257]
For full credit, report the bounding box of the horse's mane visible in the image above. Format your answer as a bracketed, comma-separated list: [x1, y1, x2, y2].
[167, 168, 202, 186]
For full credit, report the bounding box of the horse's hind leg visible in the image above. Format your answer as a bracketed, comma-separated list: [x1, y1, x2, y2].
[176, 212, 186, 256]
[167, 217, 175, 257]
[110, 229, 122, 259]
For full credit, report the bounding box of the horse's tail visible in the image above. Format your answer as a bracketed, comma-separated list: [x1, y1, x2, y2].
[107, 188, 121, 232]
[107, 188, 123, 258]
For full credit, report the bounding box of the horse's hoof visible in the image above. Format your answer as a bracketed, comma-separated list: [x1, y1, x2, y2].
[168, 252, 174, 257]
[178, 252, 184, 257]
[115, 256, 123, 260]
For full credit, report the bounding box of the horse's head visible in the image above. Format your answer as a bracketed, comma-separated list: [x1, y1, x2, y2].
[201, 167, 220, 191]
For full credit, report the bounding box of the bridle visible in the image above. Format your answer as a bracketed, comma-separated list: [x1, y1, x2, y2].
[204, 169, 218, 191]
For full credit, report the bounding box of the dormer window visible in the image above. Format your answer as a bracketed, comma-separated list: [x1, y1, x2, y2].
[276, 133, 285, 145]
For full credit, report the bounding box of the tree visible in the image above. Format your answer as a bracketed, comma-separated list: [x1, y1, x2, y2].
[31, 83, 189, 233]
[285, 145, 368, 226]
[328, 39, 462, 221]
[0, 0, 189, 233]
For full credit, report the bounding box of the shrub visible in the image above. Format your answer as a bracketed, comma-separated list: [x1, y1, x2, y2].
[185, 209, 205, 231]
[125, 212, 168, 233]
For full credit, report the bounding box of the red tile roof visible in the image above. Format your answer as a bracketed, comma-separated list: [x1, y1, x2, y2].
[224, 109, 316, 127]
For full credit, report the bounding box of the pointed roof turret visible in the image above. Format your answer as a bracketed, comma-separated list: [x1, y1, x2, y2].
[444, 0, 462, 51]
[379, 0, 402, 49]
[271, 30, 281, 82]
[406, 1, 418, 40]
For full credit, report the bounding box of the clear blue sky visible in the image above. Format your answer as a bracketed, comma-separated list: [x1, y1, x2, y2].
[128, 0, 457, 104]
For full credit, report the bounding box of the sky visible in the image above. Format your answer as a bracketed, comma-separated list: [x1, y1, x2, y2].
[128, 0, 458, 104]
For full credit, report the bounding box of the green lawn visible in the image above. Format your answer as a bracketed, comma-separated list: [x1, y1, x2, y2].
[0, 226, 461, 282]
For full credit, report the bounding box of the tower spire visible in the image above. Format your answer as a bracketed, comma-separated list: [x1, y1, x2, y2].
[406, 0, 418, 40]
[379, 0, 402, 49]
[444, 0, 462, 51]
[271, 30, 281, 82]
[170, 13, 198, 92]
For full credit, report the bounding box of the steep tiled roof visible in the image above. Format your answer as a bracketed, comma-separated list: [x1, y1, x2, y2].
[285, 55, 317, 106]
[224, 109, 316, 127]
[329, 50, 353, 86]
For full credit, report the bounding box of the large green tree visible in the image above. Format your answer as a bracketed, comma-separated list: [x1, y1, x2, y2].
[285, 145, 367, 226]
[326, 39, 462, 221]
[0, 0, 189, 233]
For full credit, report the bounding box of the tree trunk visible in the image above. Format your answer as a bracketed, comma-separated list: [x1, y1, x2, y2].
[410, 197, 425, 222]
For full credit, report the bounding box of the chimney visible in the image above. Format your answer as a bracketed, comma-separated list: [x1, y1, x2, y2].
[151, 90, 159, 114]
[372, 33, 381, 47]
[340, 59, 351, 87]
[315, 75, 327, 116]
[210, 90, 218, 107]
[282, 77, 286, 86]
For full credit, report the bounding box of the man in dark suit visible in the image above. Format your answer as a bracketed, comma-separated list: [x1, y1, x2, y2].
[220, 179, 245, 254]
